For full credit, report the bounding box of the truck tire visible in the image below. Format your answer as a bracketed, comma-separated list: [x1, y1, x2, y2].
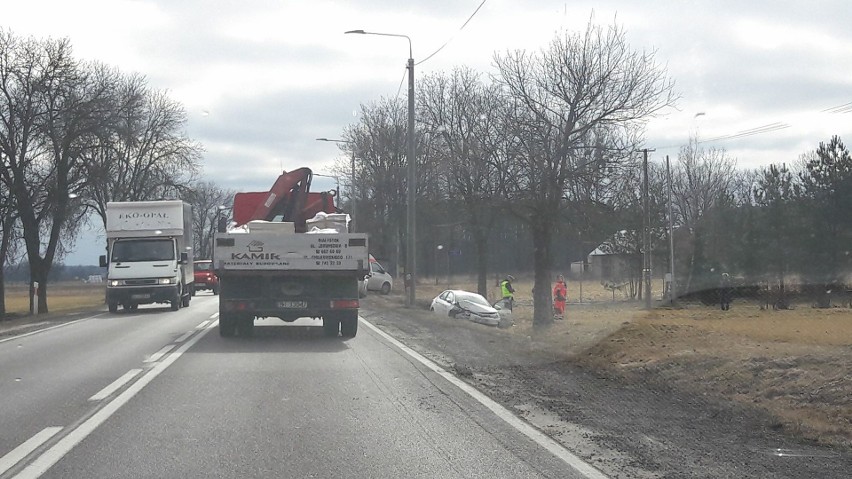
[171, 286, 181, 311]
[237, 317, 254, 337]
[181, 292, 191, 308]
[340, 312, 358, 338]
[108, 301, 118, 313]
[322, 316, 340, 337]
[219, 314, 236, 337]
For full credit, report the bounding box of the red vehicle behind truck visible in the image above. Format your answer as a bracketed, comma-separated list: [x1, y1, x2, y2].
[212, 168, 369, 338]
[193, 260, 219, 294]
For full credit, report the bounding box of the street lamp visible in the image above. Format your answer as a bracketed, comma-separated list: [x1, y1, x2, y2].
[316, 137, 357, 231]
[346, 28, 417, 308]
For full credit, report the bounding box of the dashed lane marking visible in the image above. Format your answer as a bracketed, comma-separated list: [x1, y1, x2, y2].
[0, 427, 62, 476]
[143, 344, 176, 363]
[13, 321, 217, 479]
[174, 330, 194, 343]
[88, 369, 143, 402]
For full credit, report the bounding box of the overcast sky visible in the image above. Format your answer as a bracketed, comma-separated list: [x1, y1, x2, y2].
[4, 0, 852, 264]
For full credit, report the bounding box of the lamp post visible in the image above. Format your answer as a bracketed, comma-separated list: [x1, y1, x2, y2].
[316, 137, 357, 231]
[346, 29, 416, 308]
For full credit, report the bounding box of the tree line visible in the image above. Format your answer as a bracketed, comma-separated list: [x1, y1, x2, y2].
[333, 20, 851, 327]
[0, 29, 231, 316]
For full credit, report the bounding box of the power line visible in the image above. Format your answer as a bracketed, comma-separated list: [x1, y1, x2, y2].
[701, 122, 791, 143]
[416, 0, 488, 66]
[823, 101, 852, 113]
[394, 67, 407, 103]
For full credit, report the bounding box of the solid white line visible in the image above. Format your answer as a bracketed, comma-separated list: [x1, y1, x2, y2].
[0, 427, 62, 476]
[209, 312, 219, 319]
[0, 314, 104, 345]
[143, 344, 177, 363]
[174, 330, 194, 343]
[360, 318, 609, 479]
[196, 319, 211, 329]
[14, 321, 217, 479]
[88, 369, 143, 402]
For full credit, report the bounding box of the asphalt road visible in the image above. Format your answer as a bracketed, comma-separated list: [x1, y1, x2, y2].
[0, 295, 601, 478]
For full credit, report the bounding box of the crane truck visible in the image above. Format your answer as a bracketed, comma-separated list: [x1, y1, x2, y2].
[212, 168, 368, 338]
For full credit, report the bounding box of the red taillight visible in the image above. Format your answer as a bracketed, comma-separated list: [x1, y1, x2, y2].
[330, 299, 359, 309]
[225, 301, 251, 311]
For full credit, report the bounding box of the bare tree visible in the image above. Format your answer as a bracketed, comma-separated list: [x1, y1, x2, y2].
[0, 32, 99, 314]
[493, 20, 676, 327]
[418, 67, 503, 296]
[186, 180, 234, 260]
[342, 97, 409, 269]
[670, 137, 736, 293]
[0, 171, 20, 317]
[85, 76, 202, 230]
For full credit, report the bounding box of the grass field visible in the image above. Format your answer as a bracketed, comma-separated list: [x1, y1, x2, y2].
[2, 281, 105, 318]
[404, 276, 852, 447]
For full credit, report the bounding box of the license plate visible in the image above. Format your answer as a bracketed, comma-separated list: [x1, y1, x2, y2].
[278, 300, 307, 309]
[131, 294, 150, 300]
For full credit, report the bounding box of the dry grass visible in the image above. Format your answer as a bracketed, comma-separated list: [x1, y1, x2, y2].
[412, 276, 852, 447]
[3, 281, 105, 317]
[642, 306, 852, 346]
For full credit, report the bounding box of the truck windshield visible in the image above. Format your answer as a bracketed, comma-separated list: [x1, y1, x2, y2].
[112, 239, 175, 262]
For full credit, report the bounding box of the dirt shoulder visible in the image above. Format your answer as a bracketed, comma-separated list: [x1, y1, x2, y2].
[362, 291, 851, 478]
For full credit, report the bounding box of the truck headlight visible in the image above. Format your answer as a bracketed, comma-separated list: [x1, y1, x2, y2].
[158, 278, 174, 285]
[109, 280, 123, 287]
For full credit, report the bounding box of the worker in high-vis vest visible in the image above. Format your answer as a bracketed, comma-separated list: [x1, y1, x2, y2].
[500, 275, 515, 311]
[552, 274, 567, 320]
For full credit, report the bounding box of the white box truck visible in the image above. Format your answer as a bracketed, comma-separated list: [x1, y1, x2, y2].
[99, 200, 194, 313]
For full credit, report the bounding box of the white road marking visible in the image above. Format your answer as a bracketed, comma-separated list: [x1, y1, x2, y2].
[173, 330, 194, 343]
[143, 344, 177, 363]
[196, 319, 211, 329]
[0, 314, 104, 345]
[360, 318, 609, 479]
[0, 427, 62, 476]
[13, 321, 217, 479]
[88, 369, 143, 402]
[209, 312, 219, 319]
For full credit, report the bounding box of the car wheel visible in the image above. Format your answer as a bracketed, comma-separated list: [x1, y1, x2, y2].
[322, 315, 340, 337]
[380, 282, 391, 295]
[340, 312, 358, 338]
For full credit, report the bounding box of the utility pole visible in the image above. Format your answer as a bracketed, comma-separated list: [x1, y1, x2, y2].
[666, 155, 675, 305]
[406, 56, 416, 308]
[642, 148, 655, 309]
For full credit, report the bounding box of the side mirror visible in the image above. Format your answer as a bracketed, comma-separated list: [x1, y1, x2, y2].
[99, 255, 107, 268]
[180, 252, 189, 265]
